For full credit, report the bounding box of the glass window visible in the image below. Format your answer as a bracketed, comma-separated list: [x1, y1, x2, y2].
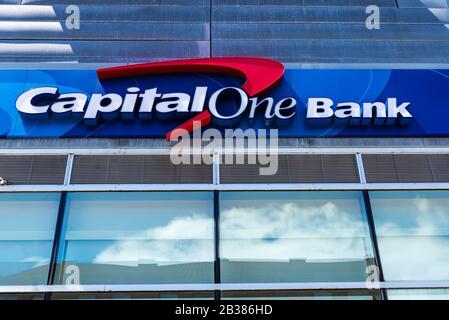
[388, 289, 449, 300]
[55, 192, 214, 285]
[0, 294, 45, 300]
[222, 290, 381, 300]
[0, 193, 60, 285]
[370, 191, 449, 281]
[51, 291, 214, 300]
[219, 191, 375, 283]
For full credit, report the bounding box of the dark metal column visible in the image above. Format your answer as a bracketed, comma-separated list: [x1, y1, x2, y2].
[363, 190, 388, 300]
[214, 190, 221, 300]
[44, 191, 68, 300]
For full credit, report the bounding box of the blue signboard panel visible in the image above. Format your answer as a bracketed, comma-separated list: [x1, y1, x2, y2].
[0, 67, 448, 138]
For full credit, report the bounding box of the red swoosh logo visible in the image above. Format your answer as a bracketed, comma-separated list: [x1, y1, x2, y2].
[97, 57, 285, 140]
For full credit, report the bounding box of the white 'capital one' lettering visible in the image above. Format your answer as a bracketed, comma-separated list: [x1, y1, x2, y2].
[16, 87, 58, 117]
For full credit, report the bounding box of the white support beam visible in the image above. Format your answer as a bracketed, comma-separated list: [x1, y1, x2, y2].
[0, 281, 448, 294]
[2, 182, 449, 192]
[2, 147, 449, 155]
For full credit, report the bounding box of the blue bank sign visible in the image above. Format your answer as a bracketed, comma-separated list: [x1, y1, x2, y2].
[0, 57, 447, 139]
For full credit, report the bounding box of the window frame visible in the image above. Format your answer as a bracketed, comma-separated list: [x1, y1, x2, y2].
[2, 147, 449, 299]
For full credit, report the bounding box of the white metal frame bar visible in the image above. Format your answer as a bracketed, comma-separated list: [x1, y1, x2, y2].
[3, 147, 449, 155]
[213, 152, 220, 185]
[2, 183, 449, 192]
[355, 153, 367, 184]
[0, 282, 449, 294]
[63, 154, 74, 186]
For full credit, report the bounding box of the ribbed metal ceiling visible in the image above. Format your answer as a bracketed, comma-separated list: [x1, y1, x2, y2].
[1, 152, 449, 185]
[220, 154, 360, 184]
[363, 153, 449, 183]
[0, 0, 448, 63]
[0, 155, 67, 185]
[70, 155, 213, 184]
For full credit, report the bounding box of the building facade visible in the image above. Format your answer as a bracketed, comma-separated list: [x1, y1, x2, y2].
[1, 0, 449, 300]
